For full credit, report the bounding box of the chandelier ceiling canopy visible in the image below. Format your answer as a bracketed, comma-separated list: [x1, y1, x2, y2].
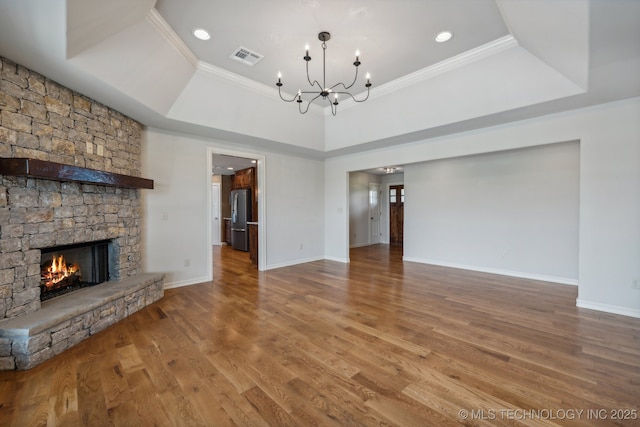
[276, 32, 371, 116]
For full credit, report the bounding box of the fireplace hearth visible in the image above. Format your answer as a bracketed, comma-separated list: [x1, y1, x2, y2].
[40, 240, 111, 301]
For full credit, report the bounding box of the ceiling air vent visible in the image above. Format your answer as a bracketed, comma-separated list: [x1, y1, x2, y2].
[230, 46, 264, 67]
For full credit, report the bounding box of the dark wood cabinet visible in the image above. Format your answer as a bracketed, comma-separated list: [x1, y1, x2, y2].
[248, 223, 258, 267]
[224, 218, 232, 245]
[232, 167, 253, 190]
[232, 167, 258, 222]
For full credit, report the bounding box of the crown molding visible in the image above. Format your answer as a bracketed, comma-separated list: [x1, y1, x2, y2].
[196, 62, 324, 114]
[146, 9, 518, 117]
[196, 61, 277, 98]
[374, 35, 518, 97]
[333, 35, 519, 113]
[146, 8, 283, 99]
[146, 8, 199, 68]
[146, 9, 321, 113]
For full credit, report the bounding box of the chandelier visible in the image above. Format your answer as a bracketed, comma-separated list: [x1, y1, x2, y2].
[276, 31, 372, 116]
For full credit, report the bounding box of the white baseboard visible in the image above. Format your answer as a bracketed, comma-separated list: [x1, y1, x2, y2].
[324, 256, 349, 263]
[576, 299, 640, 319]
[164, 276, 210, 289]
[402, 257, 579, 286]
[266, 256, 325, 270]
[349, 242, 371, 248]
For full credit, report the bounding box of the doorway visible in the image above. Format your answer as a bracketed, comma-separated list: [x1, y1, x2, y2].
[389, 184, 404, 245]
[208, 148, 266, 272]
[369, 183, 381, 244]
[211, 183, 221, 245]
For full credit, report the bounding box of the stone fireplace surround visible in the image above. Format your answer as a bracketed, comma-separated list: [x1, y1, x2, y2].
[0, 57, 164, 370]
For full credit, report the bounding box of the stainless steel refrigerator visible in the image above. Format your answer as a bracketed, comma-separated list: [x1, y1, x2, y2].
[230, 189, 251, 251]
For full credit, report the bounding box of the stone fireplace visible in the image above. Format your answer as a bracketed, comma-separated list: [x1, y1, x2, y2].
[0, 57, 164, 370]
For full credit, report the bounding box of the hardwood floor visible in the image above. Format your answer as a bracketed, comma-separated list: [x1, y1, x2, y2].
[1, 244, 639, 426]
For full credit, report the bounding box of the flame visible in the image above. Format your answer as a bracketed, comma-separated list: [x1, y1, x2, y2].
[42, 255, 79, 288]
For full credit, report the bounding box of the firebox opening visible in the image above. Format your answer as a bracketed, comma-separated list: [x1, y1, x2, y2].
[40, 239, 111, 301]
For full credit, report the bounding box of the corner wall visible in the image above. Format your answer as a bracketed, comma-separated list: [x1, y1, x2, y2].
[577, 99, 640, 316]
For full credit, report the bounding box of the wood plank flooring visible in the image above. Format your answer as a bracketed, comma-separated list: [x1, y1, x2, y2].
[1, 244, 639, 426]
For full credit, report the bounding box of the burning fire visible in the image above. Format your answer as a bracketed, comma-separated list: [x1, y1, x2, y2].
[41, 255, 79, 288]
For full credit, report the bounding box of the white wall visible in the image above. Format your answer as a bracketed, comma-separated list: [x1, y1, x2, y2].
[263, 152, 325, 269]
[403, 142, 579, 283]
[141, 128, 325, 287]
[141, 128, 210, 287]
[578, 99, 640, 316]
[325, 97, 640, 317]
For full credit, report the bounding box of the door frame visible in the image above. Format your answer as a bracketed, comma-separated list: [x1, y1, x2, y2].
[369, 182, 381, 244]
[207, 146, 267, 272]
[211, 182, 221, 245]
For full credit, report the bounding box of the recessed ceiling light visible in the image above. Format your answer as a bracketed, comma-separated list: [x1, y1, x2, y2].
[193, 28, 211, 41]
[227, 167, 234, 170]
[434, 31, 453, 43]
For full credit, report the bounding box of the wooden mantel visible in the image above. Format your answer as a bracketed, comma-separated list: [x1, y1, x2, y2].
[0, 158, 153, 189]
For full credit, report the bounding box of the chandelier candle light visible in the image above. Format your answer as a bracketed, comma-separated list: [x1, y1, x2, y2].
[276, 31, 372, 116]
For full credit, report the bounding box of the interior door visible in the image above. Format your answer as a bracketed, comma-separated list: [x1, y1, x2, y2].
[211, 183, 221, 245]
[369, 183, 381, 244]
[389, 184, 404, 245]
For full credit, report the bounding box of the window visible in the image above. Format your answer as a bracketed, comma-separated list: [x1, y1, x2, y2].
[369, 188, 378, 206]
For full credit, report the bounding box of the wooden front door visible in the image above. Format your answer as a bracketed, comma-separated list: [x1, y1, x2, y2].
[389, 185, 404, 245]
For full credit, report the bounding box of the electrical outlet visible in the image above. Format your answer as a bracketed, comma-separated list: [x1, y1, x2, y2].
[299, 243, 304, 251]
[184, 259, 190, 267]
[632, 279, 640, 290]
[161, 212, 169, 221]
